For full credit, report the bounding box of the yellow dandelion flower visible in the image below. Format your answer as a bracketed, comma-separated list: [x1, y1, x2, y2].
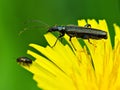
[20, 19, 120, 90]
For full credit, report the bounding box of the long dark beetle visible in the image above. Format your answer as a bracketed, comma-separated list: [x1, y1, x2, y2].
[19, 20, 107, 48]
[47, 24, 107, 47]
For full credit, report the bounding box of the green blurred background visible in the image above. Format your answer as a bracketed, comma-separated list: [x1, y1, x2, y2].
[0, 0, 120, 90]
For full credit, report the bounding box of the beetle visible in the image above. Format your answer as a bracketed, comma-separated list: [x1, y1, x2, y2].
[47, 24, 107, 48]
[17, 57, 32, 66]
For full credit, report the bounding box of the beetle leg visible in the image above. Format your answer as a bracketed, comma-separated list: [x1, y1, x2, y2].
[69, 36, 72, 41]
[69, 36, 76, 51]
[88, 39, 92, 44]
[88, 39, 96, 47]
[84, 24, 91, 28]
[51, 33, 65, 47]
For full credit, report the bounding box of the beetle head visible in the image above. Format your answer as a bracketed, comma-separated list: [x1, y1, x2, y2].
[47, 26, 65, 32]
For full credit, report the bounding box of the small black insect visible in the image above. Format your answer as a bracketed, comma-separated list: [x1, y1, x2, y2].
[47, 24, 107, 48]
[17, 57, 32, 66]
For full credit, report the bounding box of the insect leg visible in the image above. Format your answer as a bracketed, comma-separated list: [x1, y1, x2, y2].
[69, 36, 76, 51]
[88, 39, 97, 47]
[51, 33, 65, 47]
[84, 24, 91, 28]
[88, 39, 92, 44]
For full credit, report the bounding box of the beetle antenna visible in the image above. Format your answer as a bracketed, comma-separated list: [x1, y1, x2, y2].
[18, 20, 49, 36]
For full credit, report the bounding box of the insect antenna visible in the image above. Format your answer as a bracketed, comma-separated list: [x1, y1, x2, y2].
[19, 20, 49, 36]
